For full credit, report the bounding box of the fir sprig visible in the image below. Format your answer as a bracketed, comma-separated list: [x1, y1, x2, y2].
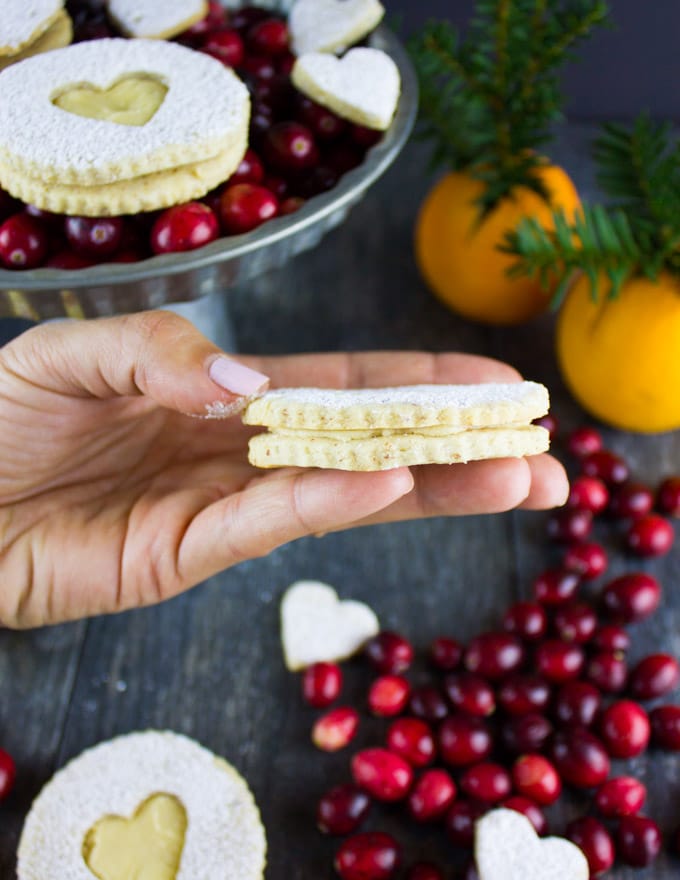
[409, 1, 609, 214]
[505, 116, 680, 302]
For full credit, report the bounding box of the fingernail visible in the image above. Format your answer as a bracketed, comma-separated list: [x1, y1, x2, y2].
[208, 356, 269, 396]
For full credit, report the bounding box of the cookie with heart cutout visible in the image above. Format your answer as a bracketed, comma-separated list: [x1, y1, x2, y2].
[0, 0, 64, 57]
[281, 580, 380, 670]
[475, 809, 589, 880]
[17, 730, 267, 880]
[292, 47, 400, 130]
[107, 0, 209, 40]
[0, 38, 250, 214]
[290, 0, 385, 56]
[244, 381, 550, 471]
[0, 8, 72, 72]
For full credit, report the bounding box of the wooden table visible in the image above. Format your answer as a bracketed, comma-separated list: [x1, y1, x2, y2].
[1, 127, 679, 879]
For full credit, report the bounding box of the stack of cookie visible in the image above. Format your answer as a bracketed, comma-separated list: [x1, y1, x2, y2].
[0, 0, 72, 72]
[0, 38, 251, 216]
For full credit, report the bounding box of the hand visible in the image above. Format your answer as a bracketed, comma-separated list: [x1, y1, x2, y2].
[0, 311, 567, 628]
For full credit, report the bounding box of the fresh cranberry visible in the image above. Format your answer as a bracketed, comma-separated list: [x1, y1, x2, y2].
[0, 749, 16, 801]
[501, 796, 547, 835]
[64, 215, 123, 258]
[429, 636, 463, 671]
[535, 640, 584, 683]
[278, 51, 296, 76]
[110, 248, 144, 263]
[592, 625, 630, 653]
[567, 476, 609, 513]
[201, 28, 244, 67]
[445, 799, 487, 847]
[629, 653, 680, 700]
[364, 632, 413, 674]
[553, 682, 602, 728]
[586, 651, 628, 693]
[408, 769, 457, 821]
[497, 675, 550, 715]
[251, 73, 293, 114]
[317, 784, 371, 835]
[568, 426, 603, 458]
[464, 632, 524, 680]
[409, 686, 449, 722]
[445, 673, 495, 717]
[649, 705, 680, 750]
[350, 124, 383, 148]
[533, 568, 580, 605]
[566, 817, 615, 877]
[512, 755, 561, 805]
[368, 675, 410, 717]
[582, 450, 630, 485]
[263, 174, 289, 200]
[150, 203, 217, 254]
[263, 121, 319, 172]
[0, 187, 20, 222]
[563, 542, 608, 580]
[501, 714, 553, 754]
[503, 602, 548, 641]
[438, 716, 493, 767]
[296, 165, 340, 198]
[24, 204, 61, 226]
[460, 762, 511, 804]
[230, 6, 271, 32]
[228, 148, 265, 185]
[405, 864, 444, 880]
[240, 54, 277, 81]
[609, 482, 654, 519]
[616, 816, 662, 868]
[46, 250, 94, 269]
[312, 707, 359, 752]
[386, 718, 435, 768]
[599, 700, 650, 758]
[462, 863, 480, 880]
[249, 102, 275, 139]
[553, 603, 598, 643]
[550, 729, 611, 788]
[297, 96, 348, 141]
[351, 749, 413, 801]
[546, 508, 593, 543]
[595, 777, 646, 818]
[324, 143, 363, 174]
[602, 573, 661, 623]
[279, 196, 305, 216]
[0, 214, 48, 268]
[334, 832, 401, 880]
[219, 183, 278, 235]
[626, 513, 674, 556]
[182, 0, 226, 38]
[302, 662, 342, 707]
[658, 476, 680, 516]
[248, 18, 289, 55]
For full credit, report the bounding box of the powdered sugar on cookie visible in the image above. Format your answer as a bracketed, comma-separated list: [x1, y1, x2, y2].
[107, 0, 208, 39]
[0, 0, 62, 55]
[290, 0, 385, 55]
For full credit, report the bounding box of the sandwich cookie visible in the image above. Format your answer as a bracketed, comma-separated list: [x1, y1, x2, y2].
[0, 39, 250, 215]
[0, 1, 71, 71]
[17, 730, 267, 880]
[289, 0, 385, 56]
[292, 47, 401, 131]
[243, 381, 551, 471]
[107, 0, 209, 40]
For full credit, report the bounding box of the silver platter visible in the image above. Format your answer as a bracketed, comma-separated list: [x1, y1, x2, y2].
[0, 18, 417, 320]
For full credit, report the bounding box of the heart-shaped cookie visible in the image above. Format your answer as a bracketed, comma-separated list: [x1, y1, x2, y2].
[83, 793, 187, 880]
[107, 0, 208, 40]
[53, 75, 168, 127]
[475, 810, 589, 880]
[292, 48, 400, 131]
[281, 580, 380, 671]
[0, 0, 63, 56]
[290, 0, 385, 55]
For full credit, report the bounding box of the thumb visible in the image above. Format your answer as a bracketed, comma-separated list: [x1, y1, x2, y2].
[1, 310, 269, 417]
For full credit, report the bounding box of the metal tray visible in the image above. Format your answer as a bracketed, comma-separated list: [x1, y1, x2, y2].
[0, 20, 417, 320]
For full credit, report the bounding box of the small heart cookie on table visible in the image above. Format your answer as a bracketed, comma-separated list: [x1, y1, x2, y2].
[281, 580, 380, 670]
[290, 0, 385, 55]
[107, 0, 209, 40]
[475, 809, 589, 880]
[292, 47, 401, 131]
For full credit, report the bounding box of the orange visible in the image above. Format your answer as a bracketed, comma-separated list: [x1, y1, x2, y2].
[414, 165, 580, 325]
[557, 272, 680, 433]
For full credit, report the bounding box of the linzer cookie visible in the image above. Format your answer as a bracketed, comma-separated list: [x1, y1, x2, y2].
[290, 0, 385, 56]
[244, 382, 550, 471]
[0, 1, 71, 71]
[17, 730, 267, 880]
[107, 0, 209, 40]
[0, 39, 250, 216]
[292, 47, 401, 131]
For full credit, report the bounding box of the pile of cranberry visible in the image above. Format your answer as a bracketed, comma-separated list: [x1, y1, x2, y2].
[298, 423, 680, 880]
[0, 0, 384, 270]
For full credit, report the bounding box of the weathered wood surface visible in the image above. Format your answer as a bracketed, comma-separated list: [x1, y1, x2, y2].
[1, 127, 679, 879]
